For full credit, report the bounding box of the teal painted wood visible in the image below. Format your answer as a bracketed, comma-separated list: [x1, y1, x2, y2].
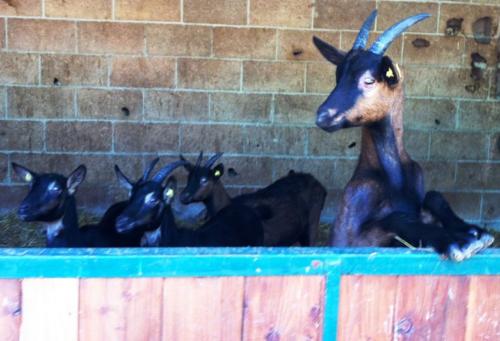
[0, 247, 498, 278]
[323, 272, 341, 341]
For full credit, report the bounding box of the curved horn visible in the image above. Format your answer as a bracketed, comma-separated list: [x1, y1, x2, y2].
[369, 13, 430, 55]
[142, 157, 159, 182]
[205, 152, 224, 168]
[152, 160, 188, 183]
[195, 151, 204, 167]
[352, 9, 377, 50]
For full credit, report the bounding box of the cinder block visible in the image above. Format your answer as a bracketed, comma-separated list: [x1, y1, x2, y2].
[244, 126, 306, 155]
[8, 19, 76, 52]
[404, 98, 456, 130]
[307, 128, 360, 156]
[114, 123, 179, 152]
[243, 61, 305, 92]
[9, 87, 74, 118]
[250, 0, 312, 28]
[211, 93, 271, 123]
[178, 59, 241, 90]
[145, 91, 209, 121]
[0, 120, 43, 151]
[278, 30, 340, 61]
[213, 27, 276, 59]
[45, 0, 111, 19]
[78, 22, 144, 54]
[180, 124, 245, 153]
[146, 25, 211, 57]
[274, 94, 323, 125]
[430, 131, 488, 160]
[378, 1, 438, 33]
[78, 89, 143, 120]
[0, 53, 38, 84]
[458, 101, 499, 131]
[403, 35, 464, 66]
[314, 0, 375, 30]
[439, 4, 500, 36]
[184, 0, 246, 25]
[0, 0, 41, 16]
[115, 0, 180, 21]
[111, 56, 175, 88]
[306, 62, 336, 94]
[46, 122, 112, 152]
[42, 55, 107, 86]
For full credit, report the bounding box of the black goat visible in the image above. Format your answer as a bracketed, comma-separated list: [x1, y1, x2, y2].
[12, 159, 169, 247]
[179, 152, 327, 246]
[114, 160, 265, 247]
[312, 10, 494, 260]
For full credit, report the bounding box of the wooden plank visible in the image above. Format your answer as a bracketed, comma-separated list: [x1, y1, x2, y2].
[242, 275, 325, 341]
[393, 276, 470, 341]
[162, 277, 244, 341]
[337, 275, 398, 340]
[79, 278, 163, 341]
[0, 280, 21, 341]
[20, 278, 79, 341]
[465, 276, 500, 340]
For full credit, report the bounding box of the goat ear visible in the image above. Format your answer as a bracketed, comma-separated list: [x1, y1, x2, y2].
[380, 56, 400, 87]
[114, 165, 134, 192]
[163, 177, 177, 203]
[179, 154, 193, 171]
[11, 163, 36, 183]
[67, 165, 86, 195]
[313, 36, 346, 65]
[212, 163, 224, 179]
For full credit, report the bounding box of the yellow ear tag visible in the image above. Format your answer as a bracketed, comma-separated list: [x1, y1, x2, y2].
[214, 170, 221, 177]
[166, 188, 174, 198]
[386, 68, 394, 78]
[25, 173, 33, 182]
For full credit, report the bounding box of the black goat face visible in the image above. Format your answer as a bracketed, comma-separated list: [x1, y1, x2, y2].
[115, 182, 165, 234]
[180, 163, 224, 204]
[12, 163, 86, 222]
[313, 10, 429, 132]
[114, 160, 185, 234]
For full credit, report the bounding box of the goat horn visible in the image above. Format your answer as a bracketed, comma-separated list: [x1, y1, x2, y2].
[352, 9, 377, 50]
[142, 157, 160, 182]
[152, 160, 188, 183]
[205, 152, 224, 168]
[195, 151, 204, 167]
[369, 13, 430, 55]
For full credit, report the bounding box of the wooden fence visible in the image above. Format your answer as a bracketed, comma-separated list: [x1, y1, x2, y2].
[0, 248, 498, 340]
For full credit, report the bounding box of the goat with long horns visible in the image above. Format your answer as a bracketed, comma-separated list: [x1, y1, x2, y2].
[313, 10, 494, 261]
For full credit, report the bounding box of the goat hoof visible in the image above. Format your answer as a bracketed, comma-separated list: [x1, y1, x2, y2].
[462, 240, 484, 259]
[448, 244, 465, 262]
[480, 233, 494, 248]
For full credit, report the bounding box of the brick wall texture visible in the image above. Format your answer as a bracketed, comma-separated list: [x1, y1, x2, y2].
[0, 0, 499, 228]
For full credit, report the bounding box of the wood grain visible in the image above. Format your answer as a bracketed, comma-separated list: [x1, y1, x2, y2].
[20, 278, 79, 341]
[0, 280, 21, 341]
[79, 278, 163, 341]
[242, 276, 325, 341]
[338, 275, 398, 340]
[465, 276, 500, 340]
[393, 276, 470, 341]
[162, 277, 244, 341]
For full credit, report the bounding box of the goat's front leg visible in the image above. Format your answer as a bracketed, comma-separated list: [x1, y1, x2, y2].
[422, 191, 494, 257]
[331, 182, 388, 246]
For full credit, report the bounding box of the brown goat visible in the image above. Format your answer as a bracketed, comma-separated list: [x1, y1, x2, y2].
[313, 10, 494, 261]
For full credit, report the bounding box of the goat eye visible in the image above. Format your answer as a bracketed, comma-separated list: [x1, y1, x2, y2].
[364, 77, 375, 85]
[200, 177, 208, 185]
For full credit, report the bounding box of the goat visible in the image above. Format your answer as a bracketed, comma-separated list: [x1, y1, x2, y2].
[12, 158, 169, 247]
[114, 160, 265, 247]
[312, 10, 494, 261]
[179, 152, 327, 246]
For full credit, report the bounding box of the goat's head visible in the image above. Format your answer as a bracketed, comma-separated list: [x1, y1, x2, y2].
[179, 151, 224, 204]
[313, 10, 430, 132]
[114, 159, 185, 234]
[12, 163, 86, 222]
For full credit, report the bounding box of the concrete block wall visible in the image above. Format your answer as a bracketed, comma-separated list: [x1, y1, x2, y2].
[0, 0, 498, 227]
